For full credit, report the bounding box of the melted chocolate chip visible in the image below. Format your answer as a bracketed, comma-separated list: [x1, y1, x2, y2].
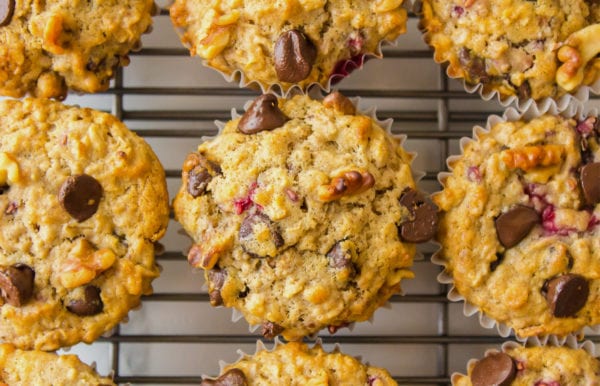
[495, 205, 539, 248]
[398, 189, 439, 243]
[261, 321, 284, 339]
[545, 274, 589, 318]
[201, 369, 248, 386]
[67, 286, 103, 316]
[239, 212, 284, 258]
[581, 162, 600, 205]
[0, 264, 34, 307]
[458, 48, 490, 84]
[187, 166, 212, 197]
[59, 174, 103, 222]
[274, 29, 317, 83]
[207, 268, 226, 306]
[327, 241, 353, 269]
[0, 0, 15, 27]
[470, 352, 516, 386]
[237, 94, 288, 135]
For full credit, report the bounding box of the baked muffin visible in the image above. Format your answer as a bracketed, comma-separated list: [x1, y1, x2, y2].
[0, 343, 115, 385]
[434, 112, 600, 338]
[173, 92, 437, 340]
[420, 0, 600, 102]
[453, 344, 600, 385]
[0, 0, 157, 99]
[170, 0, 407, 92]
[0, 98, 169, 350]
[200, 341, 397, 386]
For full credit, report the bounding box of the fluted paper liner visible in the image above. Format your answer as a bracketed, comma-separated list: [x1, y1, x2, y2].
[451, 336, 598, 384]
[179, 90, 427, 340]
[432, 101, 600, 342]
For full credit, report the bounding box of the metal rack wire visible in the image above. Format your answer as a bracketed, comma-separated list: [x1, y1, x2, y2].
[64, 7, 600, 386]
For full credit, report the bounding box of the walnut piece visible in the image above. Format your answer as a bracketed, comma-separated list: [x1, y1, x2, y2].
[317, 171, 375, 202]
[0, 152, 20, 186]
[500, 145, 564, 171]
[59, 239, 116, 289]
[556, 24, 600, 91]
[323, 92, 356, 115]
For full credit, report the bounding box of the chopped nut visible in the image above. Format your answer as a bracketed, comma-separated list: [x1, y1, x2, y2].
[317, 170, 375, 202]
[0, 152, 20, 186]
[323, 91, 356, 115]
[59, 239, 116, 289]
[557, 24, 600, 91]
[500, 145, 564, 171]
[43, 13, 66, 55]
[198, 25, 231, 59]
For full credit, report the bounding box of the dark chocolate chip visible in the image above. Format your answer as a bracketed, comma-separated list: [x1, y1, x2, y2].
[201, 369, 248, 386]
[273, 29, 317, 83]
[545, 274, 589, 318]
[398, 189, 439, 243]
[470, 352, 516, 386]
[59, 174, 103, 222]
[327, 242, 353, 269]
[187, 166, 212, 197]
[261, 321, 284, 339]
[458, 48, 489, 84]
[581, 162, 600, 205]
[207, 268, 226, 306]
[0, 0, 15, 27]
[67, 286, 103, 316]
[238, 94, 288, 135]
[495, 205, 539, 248]
[0, 264, 34, 307]
[239, 211, 284, 258]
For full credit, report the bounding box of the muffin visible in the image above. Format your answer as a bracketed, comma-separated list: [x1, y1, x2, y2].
[453, 344, 600, 385]
[433, 111, 600, 338]
[170, 0, 407, 92]
[0, 343, 115, 385]
[419, 0, 600, 102]
[173, 92, 437, 340]
[200, 341, 396, 386]
[0, 0, 157, 99]
[0, 98, 169, 350]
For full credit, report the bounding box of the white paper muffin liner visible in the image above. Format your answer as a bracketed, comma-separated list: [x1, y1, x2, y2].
[432, 101, 600, 342]
[414, 0, 600, 112]
[167, 1, 413, 97]
[179, 90, 427, 340]
[451, 335, 598, 384]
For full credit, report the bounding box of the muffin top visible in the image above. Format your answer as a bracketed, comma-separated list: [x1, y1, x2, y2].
[201, 341, 397, 386]
[420, 0, 600, 102]
[170, 0, 407, 92]
[174, 92, 437, 340]
[0, 98, 169, 350]
[0, 0, 156, 99]
[434, 113, 600, 338]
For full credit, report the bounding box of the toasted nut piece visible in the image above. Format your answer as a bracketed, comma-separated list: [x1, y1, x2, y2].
[198, 25, 231, 59]
[187, 235, 233, 270]
[317, 170, 375, 202]
[43, 13, 66, 55]
[500, 144, 564, 171]
[59, 239, 116, 289]
[557, 24, 600, 91]
[0, 152, 20, 186]
[323, 92, 356, 115]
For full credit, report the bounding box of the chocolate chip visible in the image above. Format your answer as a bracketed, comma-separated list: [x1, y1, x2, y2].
[517, 81, 531, 100]
[201, 369, 248, 386]
[0, 264, 34, 307]
[238, 94, 288, 135]
[67, 286, 103, 316]
[274, 29, 317, 83]
[495, 205, 539, 248]
[458, 48, 489, 84]
[398, 189, 439, 243]
[59, 174, 103, 222]
[327, 242, 353, 269]
[0, 0, 15, 27]
[187, 166, 212, 197]
[261, 321, 284, 339]
[470, 352, 516, 386]
[239, 211, 284, 258]
[207, 268, 226, 306]
[581, 162, 600, 205]
[545, 274, 589, 317]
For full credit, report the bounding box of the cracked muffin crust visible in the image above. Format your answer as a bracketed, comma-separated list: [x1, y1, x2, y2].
[0, 0, 156, 99]
[0, 98, 169, 350]
[434, 113, 600, 338]
[453, 345, 600, 386]
[170, 0, 407, 92]
[0, 343, 115, 385]
[200, 341, 397, 385]
[420, 0, 600, 102]
[173, 92, 437, 341]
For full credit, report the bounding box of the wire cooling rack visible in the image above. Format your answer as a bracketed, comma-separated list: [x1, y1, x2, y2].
[46, 3, 600, 386]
